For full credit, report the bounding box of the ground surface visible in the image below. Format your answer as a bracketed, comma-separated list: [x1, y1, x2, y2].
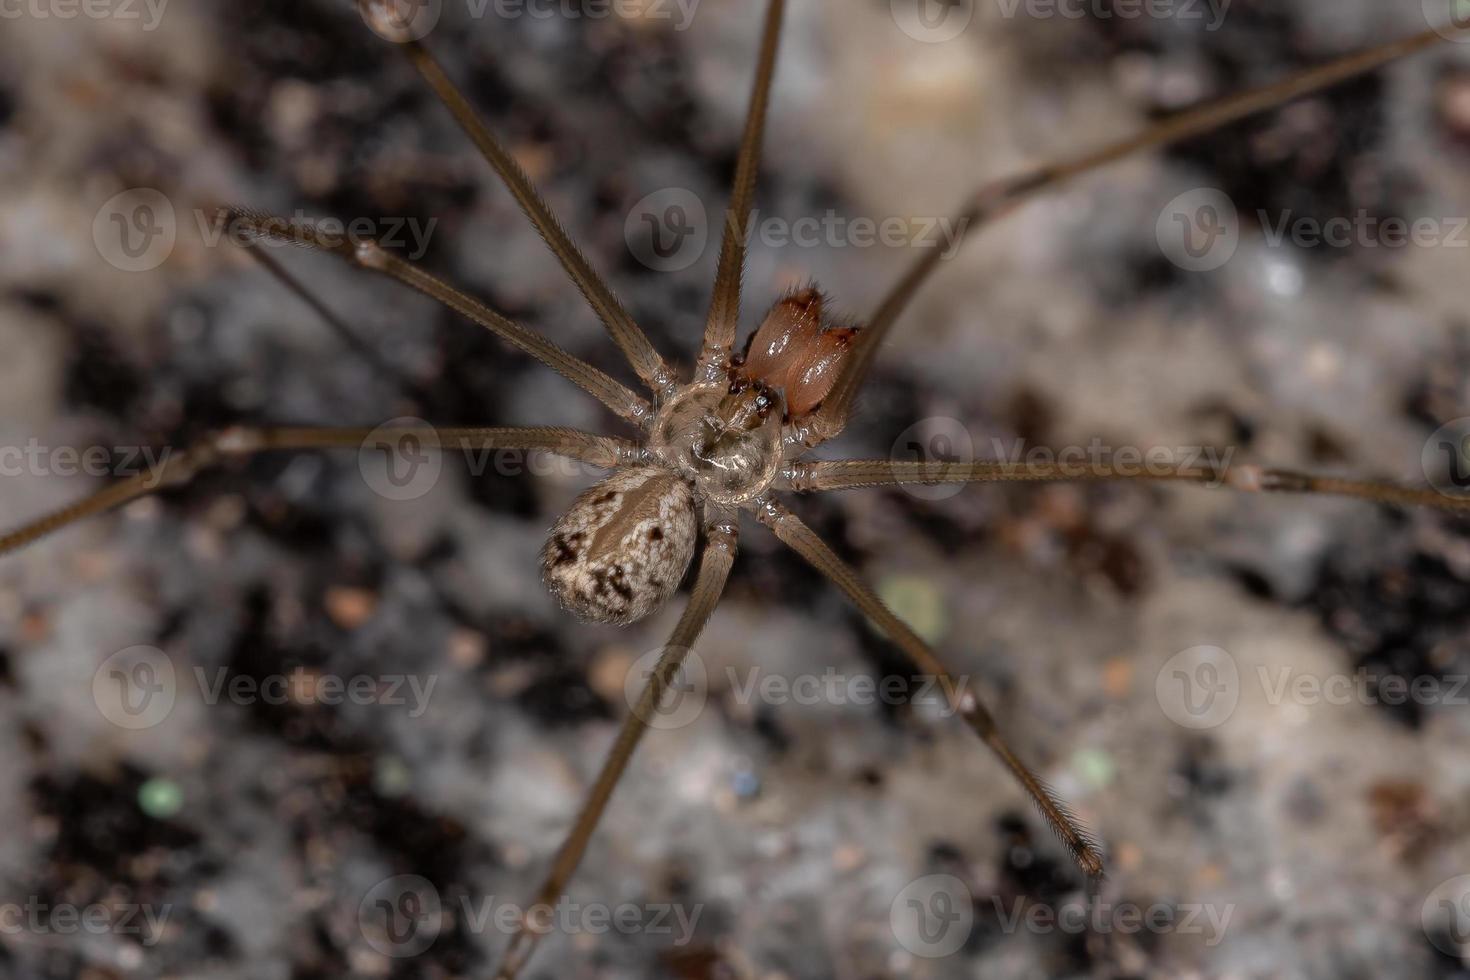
[2, 1, 1470, 978]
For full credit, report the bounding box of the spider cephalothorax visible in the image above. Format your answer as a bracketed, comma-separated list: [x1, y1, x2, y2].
[5, 3, 1469, 977]
[541, 288, 855, 624]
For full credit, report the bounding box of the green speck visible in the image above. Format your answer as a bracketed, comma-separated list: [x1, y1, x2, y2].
[1073, 748, 1115, 790]
[138, 778, 183, 819]
[877, 574, 948, 645]
[374, 755, 412, 798]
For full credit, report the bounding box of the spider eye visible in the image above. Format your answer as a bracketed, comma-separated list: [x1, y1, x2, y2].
[539, 467, 697, 626]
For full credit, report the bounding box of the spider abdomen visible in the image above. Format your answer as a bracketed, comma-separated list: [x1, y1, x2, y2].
[540, 467, 697, 625]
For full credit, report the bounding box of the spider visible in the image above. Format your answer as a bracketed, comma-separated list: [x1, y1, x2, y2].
[5, 1, 1470, 975]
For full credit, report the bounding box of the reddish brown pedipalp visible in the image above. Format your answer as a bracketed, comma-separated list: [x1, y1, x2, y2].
[731, 286, 861, 421]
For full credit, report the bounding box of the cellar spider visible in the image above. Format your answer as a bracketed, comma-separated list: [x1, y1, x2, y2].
[4, 1, 1470, 975]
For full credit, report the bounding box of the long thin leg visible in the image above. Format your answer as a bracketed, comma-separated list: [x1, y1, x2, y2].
[222, 208, 652, 425]
[796, 22, 1463, 447]
[698, 0, 787, 369]
[753, 496, 1105, 881]
[0, 425, 635, 557]
[244, 244, 433, 404]
[782, 458, 1470, 512]
[492, 519, 738, 980]
[399, 41, 675, 395]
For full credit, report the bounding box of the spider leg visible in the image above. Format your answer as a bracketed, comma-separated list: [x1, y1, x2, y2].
[753, 496, 1106, 882]
[782, 458, 1470, 513]
[796, 22, 1464, 448]
[698, 0, 787, 371]
[398, 40, 675, 396]
[222, 207, 652, 424]
[492, 519, 738, 980]
[0, 425, 633, 557]
[243, 244, 432, 405]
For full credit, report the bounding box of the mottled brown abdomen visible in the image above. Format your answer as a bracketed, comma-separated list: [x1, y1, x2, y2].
[540, 467, 698, 625]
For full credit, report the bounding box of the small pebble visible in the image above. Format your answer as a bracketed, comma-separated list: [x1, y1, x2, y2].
[877, 574, 947, 645]
[138, 778, 183, 820]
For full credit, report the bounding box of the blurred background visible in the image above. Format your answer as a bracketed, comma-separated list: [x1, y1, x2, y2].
[2, 0, 1470, 977]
